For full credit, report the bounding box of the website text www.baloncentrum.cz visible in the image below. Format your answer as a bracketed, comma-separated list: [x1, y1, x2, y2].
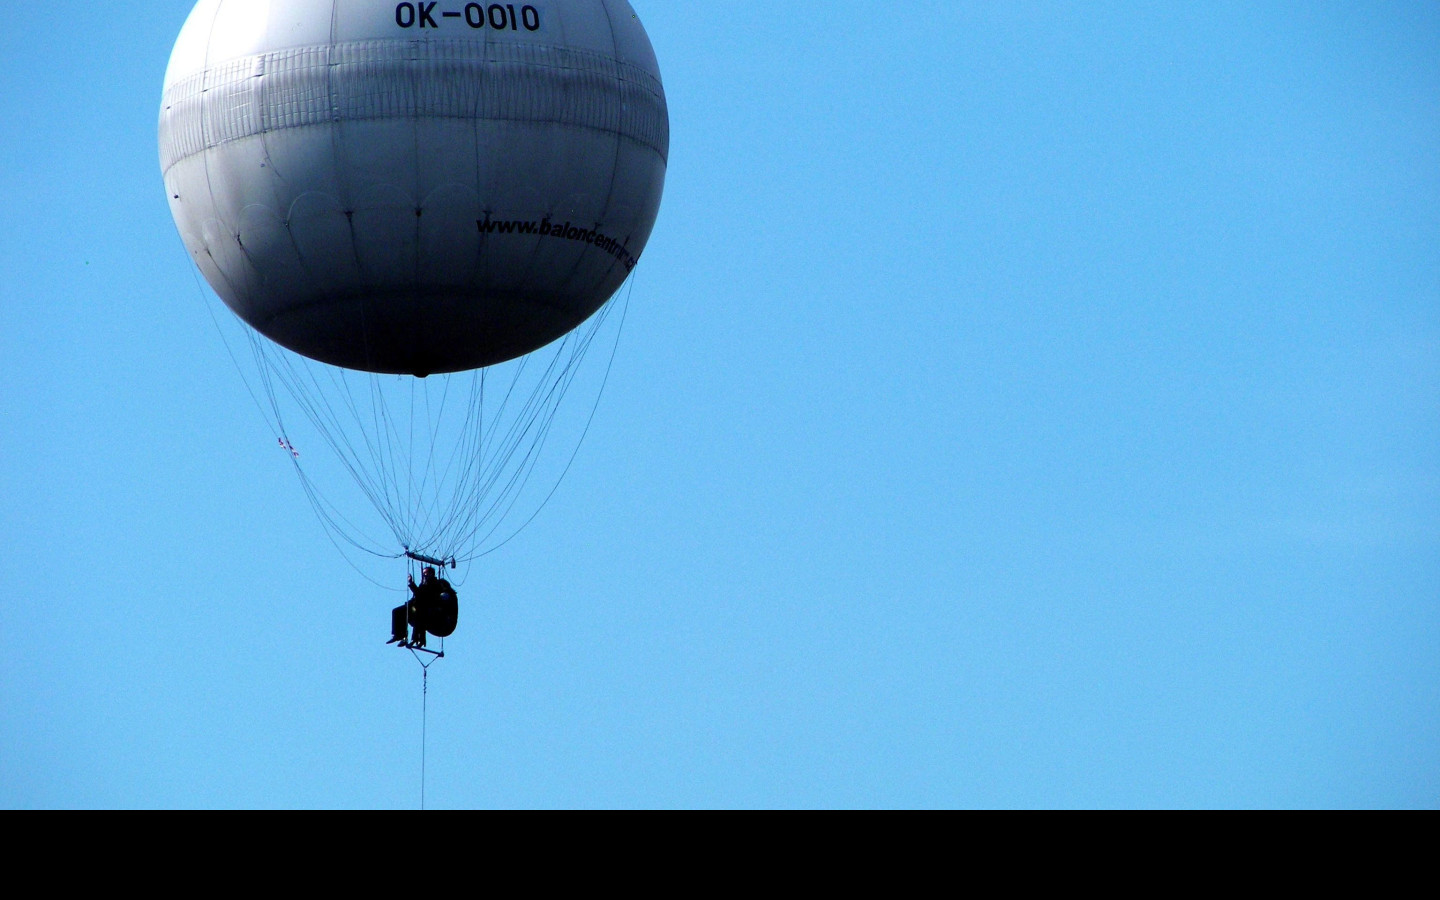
[478, 215, 639, 271]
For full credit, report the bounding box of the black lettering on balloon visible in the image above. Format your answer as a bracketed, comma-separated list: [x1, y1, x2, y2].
[418, 2, 438, 28]
[521, 6, 540, 30]
[465, 2, 484, 27]
[469, 214, 639, 271]
[507, 5, 518, 30]
[489, 4, 507, 29]
[395, 2, 415, 27]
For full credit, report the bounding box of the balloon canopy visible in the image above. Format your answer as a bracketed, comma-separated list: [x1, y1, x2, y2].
[160, 0, 668, 376]
[160, 0, 668, 566]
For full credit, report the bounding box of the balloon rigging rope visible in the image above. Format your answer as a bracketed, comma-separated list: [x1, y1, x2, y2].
[446, 313, 591, 554]
[452, 281, 628, 560]
[185, 260, 402, 589]
[469, 275, 635, 562]
[186, 245, 634, 576]
[253, 337, 406, 555]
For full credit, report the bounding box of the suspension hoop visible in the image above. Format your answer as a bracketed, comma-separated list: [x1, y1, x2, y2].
[406, 550, 457, 569]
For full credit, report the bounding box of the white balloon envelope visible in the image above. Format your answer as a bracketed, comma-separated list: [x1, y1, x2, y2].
[160, 0, 668, 376]
[160, 0, 668, 565]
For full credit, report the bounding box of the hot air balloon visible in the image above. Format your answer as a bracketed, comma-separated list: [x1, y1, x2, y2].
[160, 0, 668, 634]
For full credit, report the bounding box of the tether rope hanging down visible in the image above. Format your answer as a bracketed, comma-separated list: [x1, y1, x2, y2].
[421, 665, 428, 811]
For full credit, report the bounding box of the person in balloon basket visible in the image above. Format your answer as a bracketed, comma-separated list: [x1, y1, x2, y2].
[389, 567, 459, 647]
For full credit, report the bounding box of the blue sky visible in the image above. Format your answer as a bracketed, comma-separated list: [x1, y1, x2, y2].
[1, 1, 1437, 807]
